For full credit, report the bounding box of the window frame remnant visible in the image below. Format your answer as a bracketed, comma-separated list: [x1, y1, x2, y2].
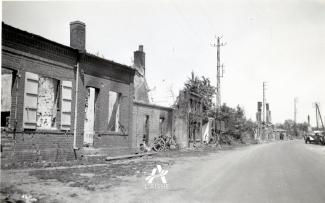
[36, 76, 60, 130]
[1, 68, 14, 127]
[107, 91, 121, 132]
[84, 86, 98, 144]
[23, 72, 72, 131]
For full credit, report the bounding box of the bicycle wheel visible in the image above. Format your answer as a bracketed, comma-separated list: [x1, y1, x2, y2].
[153, 138, 166, 151]
[209, 136, 217, 144]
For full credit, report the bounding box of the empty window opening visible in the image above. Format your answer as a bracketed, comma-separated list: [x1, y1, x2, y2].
[159, 117, 165, 136]
[108, 91, 121, 132]
[1, 68, 13, 127]
[143, 115, 150, 144]
[84, 87, 98, 144]
[23, 72, 72, 130]
[36, 77, 59, 129]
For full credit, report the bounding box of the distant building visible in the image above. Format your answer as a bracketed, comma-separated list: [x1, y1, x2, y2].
[256, 102, 262, 122]
[256, 102, 271, 124]
[266, 103, 272, 123]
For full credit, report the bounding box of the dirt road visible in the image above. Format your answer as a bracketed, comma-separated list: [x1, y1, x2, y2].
[2, 140, 325, 202]
[108, 140, 325, 203]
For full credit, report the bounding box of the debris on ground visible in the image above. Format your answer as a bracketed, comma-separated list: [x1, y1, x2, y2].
[1, 142, 249, 202]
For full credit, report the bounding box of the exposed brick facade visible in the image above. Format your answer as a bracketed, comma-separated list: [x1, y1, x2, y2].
[1, 131, 75, 164]
[133, 46, 149, 103]
[173, 90, 203, 148]
[1, 22, 135, 166]
[132, 101, 173, 149]
[80, 54, 134, 154]
[131, 45, 175, 151]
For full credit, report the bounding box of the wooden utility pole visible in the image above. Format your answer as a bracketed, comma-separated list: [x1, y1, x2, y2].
[212, 36, 226, 109]
[212, 36, 226, 148]
[262, 82, 267, 123]
[294, 97, 297, 124]
[294, 97, 298, 136]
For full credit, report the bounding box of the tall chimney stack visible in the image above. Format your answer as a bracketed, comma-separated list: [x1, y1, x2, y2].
[257, 102, 262, 112]
[70, 21, 86, 51]
[134, 45, 145, 75]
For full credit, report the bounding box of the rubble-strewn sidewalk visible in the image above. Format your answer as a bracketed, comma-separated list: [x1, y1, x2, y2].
[0, 143, 251, 202]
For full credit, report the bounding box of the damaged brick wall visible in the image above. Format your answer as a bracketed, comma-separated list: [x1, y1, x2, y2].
[173, 90, 203, 148]
[1, 25, 78, 164]
[132, 101, 173, 149]
[134, 73, 150, 103]
[1, 23, 136, 164]
[81, 57, 135, 153]
[133, 45, 149, 103]
[1, 130, 75, 167]
[2, 45, 76, 132]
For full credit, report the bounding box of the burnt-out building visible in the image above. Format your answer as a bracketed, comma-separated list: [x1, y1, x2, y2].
[132, 101, 173, 149]
[131, 45, 174, 150]
[256, 101, 262, 123]
[1, 21, 135, 165]
[173, 90, 203, 148]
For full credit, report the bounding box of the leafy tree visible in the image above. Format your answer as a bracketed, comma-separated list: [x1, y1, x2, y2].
[216, 104, 253, 140]
[183, 71, 216, 122]
[276, 120, 309, 136]
[179, 71, 256, 143]
[297, 122, 309, 132]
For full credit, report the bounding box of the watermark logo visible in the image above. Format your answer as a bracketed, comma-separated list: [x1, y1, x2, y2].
[145, 165, 168, 190]
[21, 194, 37, 203]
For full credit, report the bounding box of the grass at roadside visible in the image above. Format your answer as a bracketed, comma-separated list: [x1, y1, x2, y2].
[28, 159, 174, 191]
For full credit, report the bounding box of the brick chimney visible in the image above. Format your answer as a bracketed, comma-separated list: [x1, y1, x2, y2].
[257, 102, 262, 112]
[70, 21, 86, 51]
[134, 45, 145, 75]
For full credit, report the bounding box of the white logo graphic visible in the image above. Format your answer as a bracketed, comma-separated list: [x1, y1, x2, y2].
[21, 194, 37, 203]
[145, 165, 168, 190]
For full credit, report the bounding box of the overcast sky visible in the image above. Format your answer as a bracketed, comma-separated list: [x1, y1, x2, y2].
[2, 0, 325, 125]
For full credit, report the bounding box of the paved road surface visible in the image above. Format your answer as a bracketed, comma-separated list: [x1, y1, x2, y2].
[108, 140, 325, 203]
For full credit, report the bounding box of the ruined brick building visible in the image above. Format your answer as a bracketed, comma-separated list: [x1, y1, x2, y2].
[173, 91, 203, 148]
[132, 46, 173, 149]
[1, 21, 135, 164]
[1, 21, 204, 165]
[255, 101, 273, 140]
